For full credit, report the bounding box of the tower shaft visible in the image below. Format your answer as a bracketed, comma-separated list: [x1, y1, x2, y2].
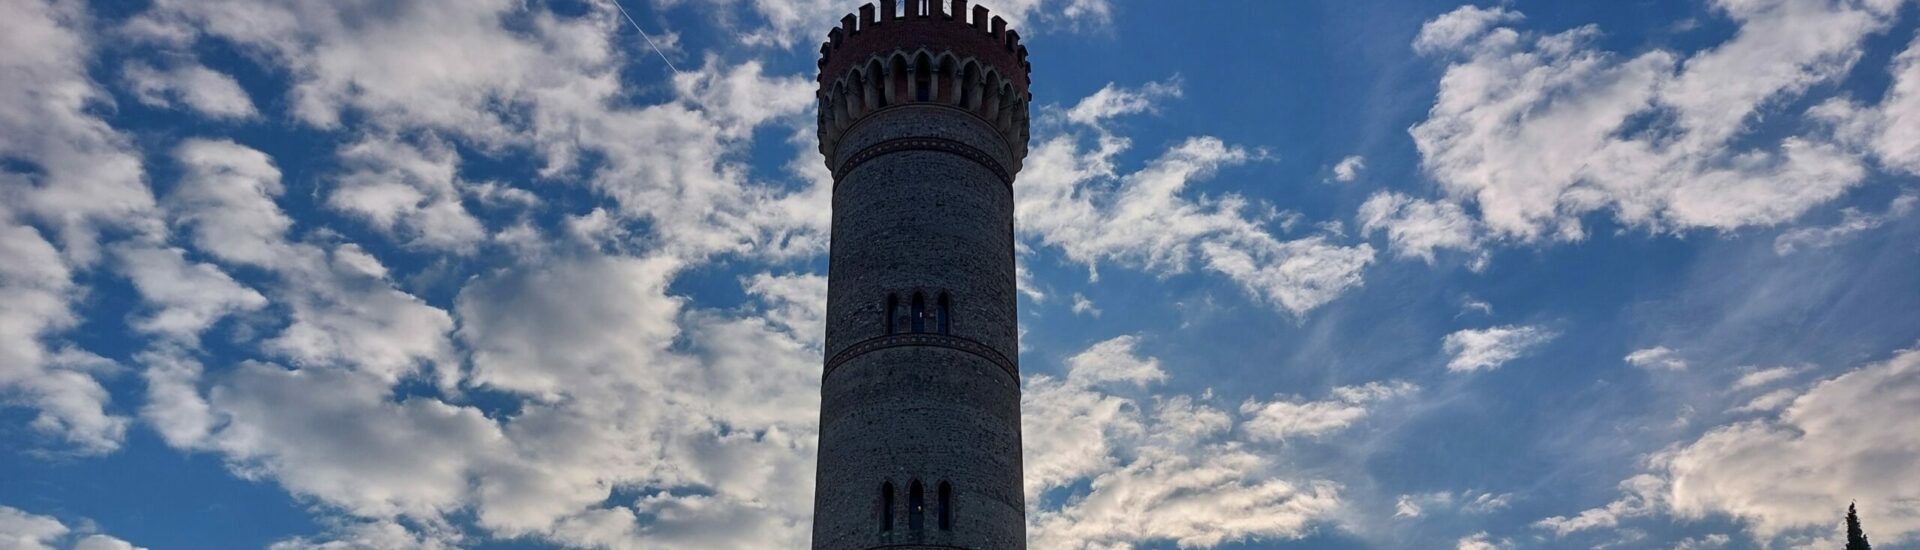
[812, 2, 1032, 549]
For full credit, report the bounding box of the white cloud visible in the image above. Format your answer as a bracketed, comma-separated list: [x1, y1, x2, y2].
[1773, 193, 1916, 254]
[166, 139, 459, 385]
[1732, 365, 1803, 390]
[1544, 347, 1920, 544]
[1409, 0, 1902, 242]
[1455, 531, 1508, 550]
[1443, 325, 1556, 373]
[0, 505, 145, 550]
[131, 1, 829, 263]
[1021, 83, 1376, 315]
[1395, 490, 1514, 519]
[1331, 155, 1366, 182]
[1358, 191, 1482, 265]
[1070, 292, 1102, 317]
[1625, 346, 1689, 371]
[1535, 474, 1666, 537]
[112, 244, 266, 344]
[1024, 336, 1344, 549]
[1239, 381, 1417, 441]
[1412, 6, 1521, 55]
[690, 0, 1114, 48]
[1065, 78, 1182, 128]
[327, 134, 488, 253]
[1658, 347, 1920, 542]
[121, 61, 258, 119]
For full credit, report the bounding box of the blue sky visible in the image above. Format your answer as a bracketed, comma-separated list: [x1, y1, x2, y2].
[2, 0, 1919, 548]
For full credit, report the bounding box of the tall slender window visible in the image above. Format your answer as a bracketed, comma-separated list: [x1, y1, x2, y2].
[937, 481, 953, 530]
[914, 56, 933, 102]
[908, 481, 926, 530]
[937, 293, 952, 335]
[881, 482, 895, 531]
[885, 294, 899, 335]
[911, 293, 926, 333]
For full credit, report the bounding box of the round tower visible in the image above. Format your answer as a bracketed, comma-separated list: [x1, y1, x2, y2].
[812, 1, 1032, 549]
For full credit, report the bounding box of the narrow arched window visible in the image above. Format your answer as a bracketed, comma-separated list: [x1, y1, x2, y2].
[937, 481, 953, 530]
[881, 482, 895, 531]
[937, 293, 951, 335]
[911, 293, 926, 333]
[908, 480, 926, 531]
[885, 294, 899, 335]
[914, 55, 933, 102]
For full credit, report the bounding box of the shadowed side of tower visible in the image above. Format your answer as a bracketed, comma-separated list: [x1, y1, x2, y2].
[812, 1, 1032, 549]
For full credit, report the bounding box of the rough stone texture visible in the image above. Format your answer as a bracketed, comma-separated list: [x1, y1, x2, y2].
[812, 4, 1031, 548]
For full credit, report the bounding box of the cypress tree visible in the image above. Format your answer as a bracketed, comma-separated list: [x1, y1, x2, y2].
[1846, 502, 1871, 550]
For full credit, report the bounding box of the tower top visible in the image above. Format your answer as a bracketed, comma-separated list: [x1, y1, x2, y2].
[814, 1, 1033, 169]
[817, 1, 1032, 93]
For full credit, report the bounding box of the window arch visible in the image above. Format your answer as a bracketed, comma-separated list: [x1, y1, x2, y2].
[937, 481, 953, 531]
[937, 293, 952, 335]
[885, 294, 899, 335]
[913, 53, 933, 102]
[908, 480, 926, 531]
[881, 481, 895, 531]
[911, 292, 927, 333]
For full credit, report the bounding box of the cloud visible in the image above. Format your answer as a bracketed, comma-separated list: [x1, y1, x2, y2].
[1024, 335, 1345, 549]
[0, 0, 155, 453]
[1065, 78, 1182, 128]
[1535, 474, 1666, 537]
[131, 1, 829, 262]
[1395, 490, 1514, 519]
[121, 61, 258, 119]
[1443, 325, 1556, 373]
[1408, 0, 1901, 242]
[1331, 155, 1366, 182]
[1358, 191, 1483, 265]
[1773, 193, 1916, 255]
[0, 505, 145, 550]
[1658, 347, 1920, 542]
[1731, 365, 1803, 390]
[1543, 347, 1920, 544]
[1020, 80, 1375, 315]
[327, 134, 488, 253]
[1239, 381, 1418, 442]
[1625, 346, 1689, 371]
[1070, 292, 1102, 317]
[1455, 531, 1508, 550]
[1815, 30, 1920, 175]
[112, 244, 266, 344]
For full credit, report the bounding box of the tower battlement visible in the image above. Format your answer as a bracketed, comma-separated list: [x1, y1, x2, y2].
[815, 0, 1032, 168]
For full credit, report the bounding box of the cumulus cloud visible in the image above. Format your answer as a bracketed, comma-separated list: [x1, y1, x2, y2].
[0, 0, 155, 454]
[1358, 191, 1483, 265]
[1408, 0, 1902, 243]
[1625, 346, 1688, 371]
[1020, 80, 1375, 315]
[1024, 336, 1346, 549]
[112, 244, 265, 344]
[1239, 381, 1418, 441]
[1543, 347, 1920, 544]
[327, 135, 488, 253]
[121, 61, 257, 119]
[1330, 155, 1365, 182]
[0, 505, 144, 550]
[130, 0, 829, 262]
[1443, 325, 1556, 373]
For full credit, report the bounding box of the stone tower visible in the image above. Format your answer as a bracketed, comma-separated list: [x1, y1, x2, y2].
[811, 1, 1031, 549]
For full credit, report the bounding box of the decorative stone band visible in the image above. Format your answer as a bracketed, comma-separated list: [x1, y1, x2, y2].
[833, 136, 1013, 189]
[823, 333, 1020, 383]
